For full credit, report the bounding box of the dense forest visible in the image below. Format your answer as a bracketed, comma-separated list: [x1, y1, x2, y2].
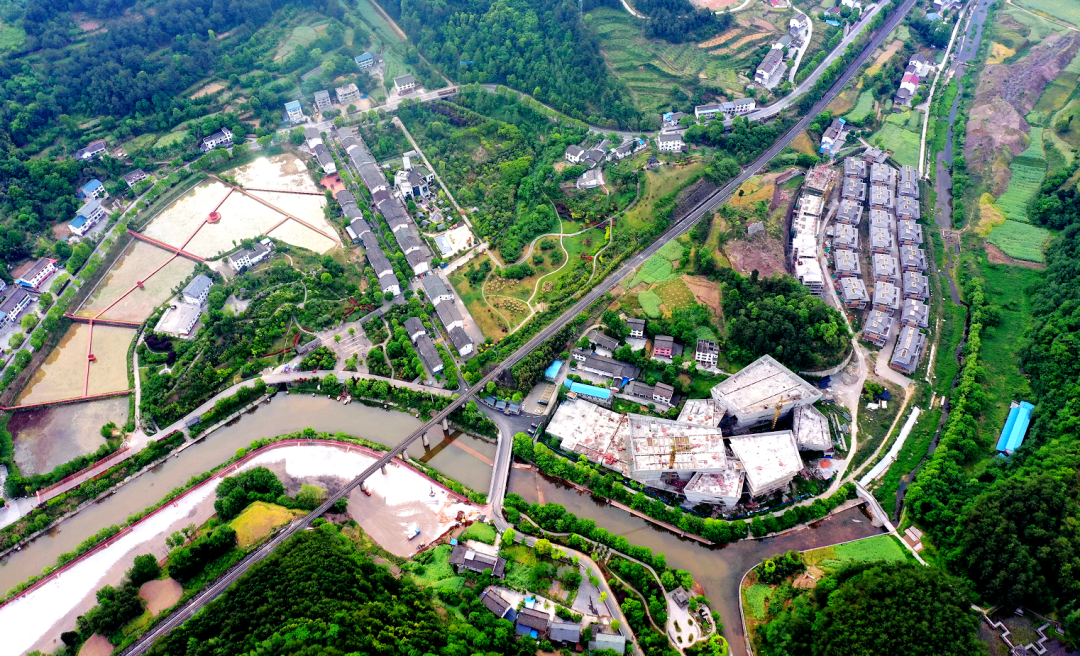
[718, 268, 850, 370]
[149, 526, 542, 656]
[383, 0, 640, 128]
[755, 562, 983, 656]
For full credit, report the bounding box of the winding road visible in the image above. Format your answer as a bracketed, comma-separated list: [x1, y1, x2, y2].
[119, 1, 919, 650]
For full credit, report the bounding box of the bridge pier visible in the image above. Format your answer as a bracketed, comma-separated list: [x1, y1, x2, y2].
[381, 464, 387, 475]
[442, 418, 449, 431]
[422, 432, 430, 447]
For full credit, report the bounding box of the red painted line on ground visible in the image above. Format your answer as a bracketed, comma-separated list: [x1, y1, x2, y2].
[0, 389, 134, 411]
[244, 187, 325, 196]
[208, 175, 337, 241]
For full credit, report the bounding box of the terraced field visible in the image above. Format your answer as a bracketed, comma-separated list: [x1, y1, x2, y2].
[994, 127, 1045, 223]
[590, 8, 777, 112]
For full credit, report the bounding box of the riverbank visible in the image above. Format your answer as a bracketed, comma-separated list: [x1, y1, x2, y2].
[0, 440, 482, 656]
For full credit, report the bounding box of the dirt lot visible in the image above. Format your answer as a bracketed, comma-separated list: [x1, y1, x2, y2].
[723, 233, 787, 278]
[78, 634, 113, 656]
[139, 578, 183, 616]
[966, 32, 1079, 178]
[682, 274, 724, 324]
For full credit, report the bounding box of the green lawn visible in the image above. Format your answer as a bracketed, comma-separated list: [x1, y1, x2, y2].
[460, 522, 497, 545]
[409, 544, 460, 588]
[833, 535, 910, 563]
[154, 130, 190, 149]
[987, 220, 1052, 262]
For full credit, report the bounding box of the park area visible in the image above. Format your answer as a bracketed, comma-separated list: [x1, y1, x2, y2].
[140, 155, 338, 258]
[75, 241, 196, 323]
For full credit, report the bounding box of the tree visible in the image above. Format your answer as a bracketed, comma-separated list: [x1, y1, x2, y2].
[602, 310, 629, 339]
[214, 467, 286, 521]
[534, 538, 552, 556]
[296, 484, 328, 510]
[289, 127, 305, 145]
[501, 528, 516, 548]
[128, 553, 162, 586]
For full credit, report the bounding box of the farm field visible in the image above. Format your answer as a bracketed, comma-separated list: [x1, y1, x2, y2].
[993, 127, 1046, 223]
[987, 220, 1052, 262]
[9, 397, 128, 476]
[589, 8, 789, 113]
[153, 130, 189, 149]
[872, 112, 921, 167]
[1012, 0, 1080, 28]
[621, 162, 706, 231]
[844, 90, 875, 124]
[230, 502, 306, 547]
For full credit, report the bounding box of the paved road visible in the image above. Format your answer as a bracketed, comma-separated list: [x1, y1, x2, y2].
[744, 0, 911, 122]
[119, 4, 922, 647]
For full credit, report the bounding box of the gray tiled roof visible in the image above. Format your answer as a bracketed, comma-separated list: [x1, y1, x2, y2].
[833, 223, 858, 249]
[869, 226, 894, 251]
[896, 195, 920, 219]
[840, 277, 869, 304]
[841, 178, 866, 201]
[834, 248, 860, 275]
[873, 281, 901, 311]
[404, 316, 426, 339]
[448, 325, 473, 352]
[863, 310, 894, 343]
[415, 334, 444, 373]
[897, 219, 923, 245]
[872, 253, 900, 282]
[902, 271, 929, 299]
[870, 162, 897, 186]
[183, 274, 213, 300]
[868, 209, 895, 231]
[899, 244, 927, 270]
[890, 325, 926, 373]
[836, 198, 863, 225]
[869, 184, 895, 209]
[901, 298, 930, 328]
[844, 157, 867, 179]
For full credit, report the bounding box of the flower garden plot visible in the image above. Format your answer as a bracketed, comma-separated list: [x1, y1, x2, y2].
[988, 220, 1052, 262]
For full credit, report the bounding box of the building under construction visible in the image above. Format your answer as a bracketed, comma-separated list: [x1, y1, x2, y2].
[625, 414, 728, 485]
[793, 404, 832, 451]
[545, 397, 630, 475]
[710, 354, 822, 430]
[729, 430, 803, 497]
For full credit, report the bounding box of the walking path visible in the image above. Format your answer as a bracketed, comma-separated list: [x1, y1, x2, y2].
[917, 4, 968, 175]
[788, 15, 813, 83]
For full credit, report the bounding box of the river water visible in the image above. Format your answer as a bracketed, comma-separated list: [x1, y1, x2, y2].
[0, 394, 494, 595]
[508, 468, 882, 656]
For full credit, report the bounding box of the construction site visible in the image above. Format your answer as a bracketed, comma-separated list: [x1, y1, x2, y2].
[544, 356, 837, 510]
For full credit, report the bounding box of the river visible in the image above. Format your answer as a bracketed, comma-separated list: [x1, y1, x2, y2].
[0, 394, 495, 595]
[508, 468, 882, 656]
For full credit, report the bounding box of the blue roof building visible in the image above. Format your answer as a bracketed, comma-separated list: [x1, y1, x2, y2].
[994, 406, 1020, 452]
[544, 360, 563, 381]
[1004, 401, 1034, 453]
[79, 179, 105, 199]
[355, 51, 375, 69]
[563, 380, 611, 401]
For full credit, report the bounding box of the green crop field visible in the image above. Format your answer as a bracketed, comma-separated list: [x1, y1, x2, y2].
[833, 535, 910, 563]
[873, 113, 921, 167]
[1013, 0, 1080, 28]
[276, 24, 319, 59]
[154, 130, 190, 149]
[658, 239, 685, 263]
[988, 220, 1052, 262]
[630, 253, 678, 286]
[845, 91, 875, 124]
[994, 128, 1046, 222]
[639, 289, 663, 317]
[655, 278, 695, 310]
